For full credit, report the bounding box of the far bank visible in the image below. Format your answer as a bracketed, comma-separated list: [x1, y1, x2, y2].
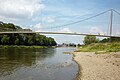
[0, 45, 57, 49]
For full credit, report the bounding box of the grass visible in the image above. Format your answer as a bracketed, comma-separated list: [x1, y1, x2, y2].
[0, 45, 49, 49]
[77, 42, 120, 54]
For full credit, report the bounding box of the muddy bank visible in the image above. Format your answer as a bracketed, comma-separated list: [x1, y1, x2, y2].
[72, 52, 120, 80]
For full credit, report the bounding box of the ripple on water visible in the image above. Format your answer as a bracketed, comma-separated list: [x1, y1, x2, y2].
[0, 47, 78, 80]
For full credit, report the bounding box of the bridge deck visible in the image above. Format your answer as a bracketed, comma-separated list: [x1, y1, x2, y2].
[0, 31, 120, 38]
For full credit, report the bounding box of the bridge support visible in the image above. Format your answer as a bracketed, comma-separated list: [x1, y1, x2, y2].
[109, 9, 113, 42]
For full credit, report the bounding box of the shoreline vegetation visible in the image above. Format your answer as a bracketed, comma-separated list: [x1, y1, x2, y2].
[0, 45, 57, 49]
[0, 21, 57, 47]
[77, 42, 120, 54]
[80, 35, 120, 53]
[72, 37, 120, 80]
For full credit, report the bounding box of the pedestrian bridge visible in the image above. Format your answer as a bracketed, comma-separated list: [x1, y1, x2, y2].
[0, 31, 120, 38]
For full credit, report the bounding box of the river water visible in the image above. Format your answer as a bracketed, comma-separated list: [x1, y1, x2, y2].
[0, 47, 78, 80]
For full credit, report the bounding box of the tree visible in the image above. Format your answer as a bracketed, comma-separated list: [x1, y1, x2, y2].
[27, 35, 33, 45]
[100, 37, 120, 43]
[35, 34, 44, 46]
[0, 21, 57, 46]
[18, 34, 26, 45]
[49, 37, 57, 46]
[83, 35, 99, 45]
[7, 23, 15, 29]
[14, 38, 19, 45]
[1, 35, 10, 45]
[0, 34, 57, 46]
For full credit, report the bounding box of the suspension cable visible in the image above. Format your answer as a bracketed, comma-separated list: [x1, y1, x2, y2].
[112, 9, 120, 16]
[41, 9, 111, 30]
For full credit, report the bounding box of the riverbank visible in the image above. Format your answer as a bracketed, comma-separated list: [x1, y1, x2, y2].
[0, 45, 55, 49]
[72, 52, 120, 80]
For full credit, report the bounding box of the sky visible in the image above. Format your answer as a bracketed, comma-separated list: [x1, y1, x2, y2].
[0, 0, 120, 44]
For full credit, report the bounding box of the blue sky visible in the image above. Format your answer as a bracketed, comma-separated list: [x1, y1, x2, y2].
[0, 0, 120, 44]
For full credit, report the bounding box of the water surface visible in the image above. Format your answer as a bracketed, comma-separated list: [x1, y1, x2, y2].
[0, 47, 78, 80]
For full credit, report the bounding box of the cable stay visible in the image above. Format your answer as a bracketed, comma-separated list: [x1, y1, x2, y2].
[112, 9, 120, 16]
[41, 9, 112, 30]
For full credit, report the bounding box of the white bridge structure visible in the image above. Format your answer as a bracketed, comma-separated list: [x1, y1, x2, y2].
[0, 9, 120, 38]
[0, 31, 120, 38]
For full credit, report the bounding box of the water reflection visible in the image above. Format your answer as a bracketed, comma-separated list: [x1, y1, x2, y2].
[0, 47, 78, 80]
[0, 48, 55, 76]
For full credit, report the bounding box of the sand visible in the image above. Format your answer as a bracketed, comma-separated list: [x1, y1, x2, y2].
[72, 52, 120, 80]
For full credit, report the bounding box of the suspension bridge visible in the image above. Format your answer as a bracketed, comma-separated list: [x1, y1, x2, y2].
[0, 9, 120, 38]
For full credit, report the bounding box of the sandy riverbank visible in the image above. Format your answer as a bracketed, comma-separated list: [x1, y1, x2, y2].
[72, 52, 120, 80]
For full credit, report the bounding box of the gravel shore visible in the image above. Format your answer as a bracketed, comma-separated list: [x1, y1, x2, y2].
[72, 52, 120, 80]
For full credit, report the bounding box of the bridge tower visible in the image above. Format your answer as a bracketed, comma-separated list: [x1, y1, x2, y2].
[109, 9, 113, 42]
[109, 9, 113, 36]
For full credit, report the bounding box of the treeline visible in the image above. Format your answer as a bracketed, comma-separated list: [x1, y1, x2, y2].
[99, 37, 120, 43]
[0, 34, 57, 46]
[83, 35, 120, 45]
[0, 21, 22, 31]
[0, 21, 57, 46]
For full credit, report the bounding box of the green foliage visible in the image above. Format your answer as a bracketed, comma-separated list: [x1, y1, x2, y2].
[0, 21, 21, 31]
[1, 35, 10, 45]
[0, 21, 57, 46]
[0, 45, 48, 49]
[83, 35, 99, 45]
[0, 34, 57, 46]
[27, 35, 34, 45]
[14, 38, 19, 45]
[80, 37, 120, 53]
[99, 38, 109, 43]
[78, 42, 120, 53]
[18, 34, 26, 45]
[7, 23, 16, 29]
[107, 42, 120, 52]
[100, 37, 120, 43]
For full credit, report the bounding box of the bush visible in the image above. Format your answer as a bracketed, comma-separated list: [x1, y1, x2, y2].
[83, 35, 99, 45]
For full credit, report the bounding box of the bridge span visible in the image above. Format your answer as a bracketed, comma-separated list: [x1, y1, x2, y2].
[0, 31, 120, 38]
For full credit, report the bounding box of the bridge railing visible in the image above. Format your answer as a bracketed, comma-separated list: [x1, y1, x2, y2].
[0, 28, 32, 32]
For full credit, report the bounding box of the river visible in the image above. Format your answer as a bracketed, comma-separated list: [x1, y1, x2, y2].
[0, 47, 78, 80]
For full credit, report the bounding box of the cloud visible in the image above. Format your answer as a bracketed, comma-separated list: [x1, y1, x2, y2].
[0, 0, 45, 20]
[59, 28, 72, 33]
[90, 27, 105, 35]
[32, 17, 41, 22]
[43, 17, 55, 23]
[32, 23, 42, 32]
